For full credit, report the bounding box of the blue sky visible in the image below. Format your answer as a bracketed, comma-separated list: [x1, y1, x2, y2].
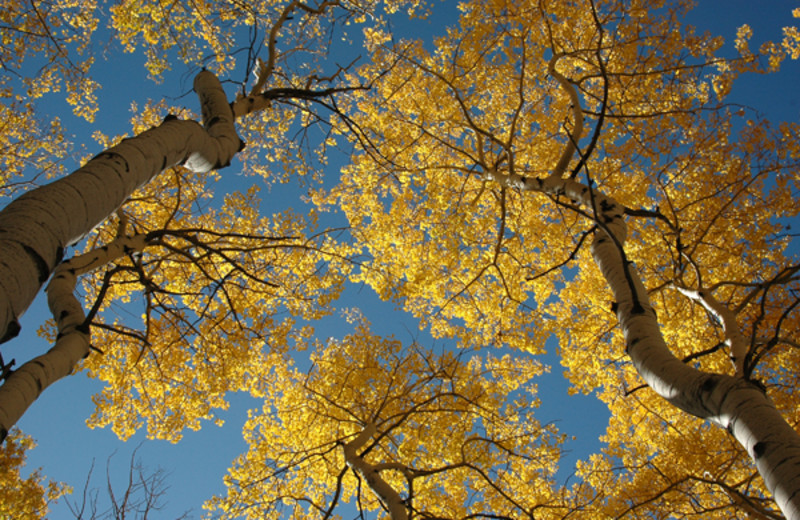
[4, 1, 800, 518]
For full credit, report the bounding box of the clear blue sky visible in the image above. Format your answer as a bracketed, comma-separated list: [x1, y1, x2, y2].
[5, 1, 799, 518]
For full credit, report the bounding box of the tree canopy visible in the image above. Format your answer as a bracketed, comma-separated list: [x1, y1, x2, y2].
[1, 0, 800, 518]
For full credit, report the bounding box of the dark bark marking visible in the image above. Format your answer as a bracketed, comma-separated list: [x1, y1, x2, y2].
[22, 244, 50, 284]
[95, 151, 130, 173]
[0, 319, 21, 344]
[215, 158, 232, 169]
[753, 441, 767, 458]
[32, 361, 45, 392]
[701, 376, 719, 394]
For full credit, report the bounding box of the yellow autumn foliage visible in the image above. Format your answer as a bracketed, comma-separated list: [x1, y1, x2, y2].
[206, 317, 572, 519]
[1, 0, 799, 517]
[0, 430, 67, 519]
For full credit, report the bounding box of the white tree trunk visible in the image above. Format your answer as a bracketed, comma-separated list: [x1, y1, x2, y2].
[0, 71, 240, 345]
[592, 213, 800, 519]
[487, 170, 800, 519]
[343, 423, 408, 520]
[0, 71, 240, 440]
[0, 235, 151, 440]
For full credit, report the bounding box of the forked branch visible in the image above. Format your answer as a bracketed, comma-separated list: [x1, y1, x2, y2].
[673, 285, 748, 376]
[547, 53, 585, 180]
[342, 422, 408, 520]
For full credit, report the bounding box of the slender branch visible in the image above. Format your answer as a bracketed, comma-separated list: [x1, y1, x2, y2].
[570, 2, 607, 179]
[673, 285, 748, 375]
[547, 53, 585, 180]
[527, 225, 595, 282]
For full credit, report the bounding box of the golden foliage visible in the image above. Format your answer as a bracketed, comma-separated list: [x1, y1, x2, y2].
[206, 317, 570, 519]
[2, 0, 800, 517]
[311, 0, 800, 515]
[0, 430, 68, 519]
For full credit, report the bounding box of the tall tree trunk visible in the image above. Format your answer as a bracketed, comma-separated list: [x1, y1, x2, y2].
[0, 71, 241, 440]
[343, 423, 409, 520]
[0, 71, 240, 345]
[489, 171, 800, 519]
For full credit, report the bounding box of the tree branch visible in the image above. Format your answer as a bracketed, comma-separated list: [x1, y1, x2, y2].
[342, 423, 408, 520]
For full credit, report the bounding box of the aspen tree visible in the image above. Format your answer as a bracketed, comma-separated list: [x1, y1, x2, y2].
[321, 0, 800, 516]
[1, 0, 800, 517]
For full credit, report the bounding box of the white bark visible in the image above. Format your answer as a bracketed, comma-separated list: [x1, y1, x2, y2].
[342, 423, 408, 520]
[548, 55, 585, 179]
[0, 71, 239, 440]
[595, 230, 800, 518]
[674, 285, 749, 375]
[0, 235, 150, 440]
[488, 169, 800, 518]
[0, 70, 240, 345]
